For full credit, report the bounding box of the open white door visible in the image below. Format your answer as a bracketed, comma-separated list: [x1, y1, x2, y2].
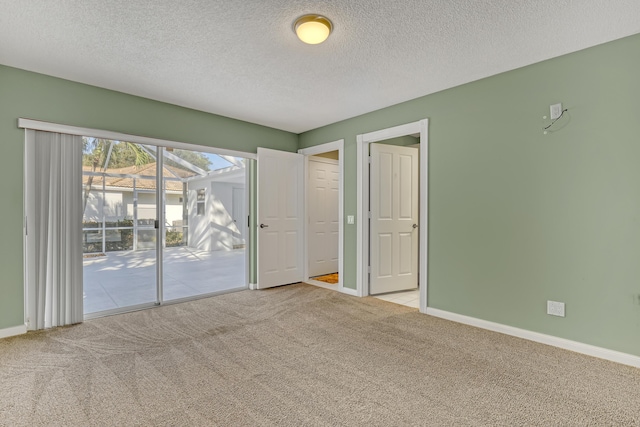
[370, 143, 419, 294]
[257, 148, 304, 289]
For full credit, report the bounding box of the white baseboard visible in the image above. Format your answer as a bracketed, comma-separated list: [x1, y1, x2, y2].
[304, 280, 358, 297]
[0, 324, 27, 340]
[305, 279, 338, 291]
[426, 308, 640, 369]
[339, 286, 358, 296]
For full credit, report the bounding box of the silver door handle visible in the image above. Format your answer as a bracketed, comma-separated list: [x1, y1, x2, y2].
[260, 224, 269, 228]
[412, 224, 418, 229]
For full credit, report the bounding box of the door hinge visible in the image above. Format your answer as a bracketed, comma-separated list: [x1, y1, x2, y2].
[368, 211, 372, 219]
[368, 156, 372, 164]
[367, 266, 371, 274]
[154, 220, 159, 229]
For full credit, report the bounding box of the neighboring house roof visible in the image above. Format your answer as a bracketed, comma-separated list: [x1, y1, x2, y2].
[83, 163, 193, 192]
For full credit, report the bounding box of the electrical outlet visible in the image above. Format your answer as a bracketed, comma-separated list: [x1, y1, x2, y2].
[547, 300, 565, 317]
[550, 103, 563, 120]
[347, 215, 354, 224]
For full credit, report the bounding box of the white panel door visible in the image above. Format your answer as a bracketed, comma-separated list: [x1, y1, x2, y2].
[257, 148, 304, 289]
[370, 143, 419, 294]
[308, 157, 339, 277]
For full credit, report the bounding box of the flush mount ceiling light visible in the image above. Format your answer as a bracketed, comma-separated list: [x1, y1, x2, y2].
[294, 15, 333, 45]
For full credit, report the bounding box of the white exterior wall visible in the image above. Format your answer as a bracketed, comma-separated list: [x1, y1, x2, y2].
[166, 195, 184, 229]
[83, 191, 103, 223]
[84, 188, 183, 226]
[136, 192, 156, 223]
[84, 190, 127, 223]
[187, 176, 245, 252]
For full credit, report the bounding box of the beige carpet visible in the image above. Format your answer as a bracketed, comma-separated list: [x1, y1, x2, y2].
[1, 284, 639, 426]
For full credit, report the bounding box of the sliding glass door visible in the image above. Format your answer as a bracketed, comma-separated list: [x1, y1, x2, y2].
[82, 139, 158, 314]
[162, 147, 247, 301]
[82, 140, 247, 316]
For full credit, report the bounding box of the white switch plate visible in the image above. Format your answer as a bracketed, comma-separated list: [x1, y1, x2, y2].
[347, 215, 354, 224]
[547, 300, 565, 317]
[550, 103, 562, 120]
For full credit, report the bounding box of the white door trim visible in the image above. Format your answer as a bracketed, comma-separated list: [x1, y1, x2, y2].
[298, 140, 345, 295]
[356, 120, 429, 313]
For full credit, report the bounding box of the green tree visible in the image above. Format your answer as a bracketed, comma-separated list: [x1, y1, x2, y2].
[82, 138, 152, 212]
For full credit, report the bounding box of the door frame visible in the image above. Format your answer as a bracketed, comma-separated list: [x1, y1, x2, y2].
[356, 120, 429, 312]
[298, 140, 350, 295]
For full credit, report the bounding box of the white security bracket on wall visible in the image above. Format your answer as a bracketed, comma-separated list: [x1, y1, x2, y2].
[550, 103, 563, 120]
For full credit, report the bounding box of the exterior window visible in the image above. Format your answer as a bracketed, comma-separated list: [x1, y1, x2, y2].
[196, 188, 205, 215]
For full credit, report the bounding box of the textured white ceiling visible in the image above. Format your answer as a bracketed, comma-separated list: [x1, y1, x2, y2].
[1, 1, 639, 133]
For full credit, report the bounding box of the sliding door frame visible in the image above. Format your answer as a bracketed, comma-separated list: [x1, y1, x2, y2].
[20, 119, 255, 321]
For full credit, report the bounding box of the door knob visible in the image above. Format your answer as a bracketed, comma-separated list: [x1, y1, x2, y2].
[412, 224, 418, 229]
[260, 224, 269, 228]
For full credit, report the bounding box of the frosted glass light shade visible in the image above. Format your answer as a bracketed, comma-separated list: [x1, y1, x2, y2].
[294, 15, 332, 44]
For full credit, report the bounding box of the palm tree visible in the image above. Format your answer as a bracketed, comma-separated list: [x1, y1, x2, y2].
[82, 138, 152, 212]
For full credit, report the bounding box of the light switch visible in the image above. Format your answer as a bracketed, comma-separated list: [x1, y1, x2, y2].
[347, 215, 354, 224]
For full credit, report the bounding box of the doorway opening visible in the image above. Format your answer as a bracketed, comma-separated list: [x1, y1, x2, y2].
[356, 120, 429, 312]
[298, 140, 346, 293]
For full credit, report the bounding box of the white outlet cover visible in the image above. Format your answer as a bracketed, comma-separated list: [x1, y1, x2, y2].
[547, 300, 565, 317]
[347, 215, 355, 224]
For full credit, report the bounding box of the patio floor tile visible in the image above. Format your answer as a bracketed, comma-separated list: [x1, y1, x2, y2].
[84, 247, 246, 315]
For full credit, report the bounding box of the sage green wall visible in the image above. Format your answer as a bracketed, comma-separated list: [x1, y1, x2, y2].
[4, 33, 640, 357]
[0, 65, 297, 331]
[299, 33, 640, 356]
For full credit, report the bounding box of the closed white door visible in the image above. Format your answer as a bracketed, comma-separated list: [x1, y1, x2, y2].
[370, 143, 419, 294]
[257, 148, 304, 289]
[308, 157, 339, 277]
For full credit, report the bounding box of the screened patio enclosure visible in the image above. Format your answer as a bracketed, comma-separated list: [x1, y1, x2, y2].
[82, 138, 248, 315]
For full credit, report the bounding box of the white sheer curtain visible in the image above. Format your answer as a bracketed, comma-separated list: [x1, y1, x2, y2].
[25, 129, 83, 330]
